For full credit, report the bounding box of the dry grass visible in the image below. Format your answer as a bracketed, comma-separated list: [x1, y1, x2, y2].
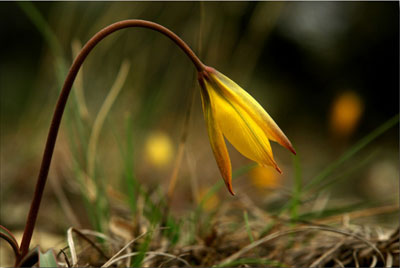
[52, 194, 398, 267]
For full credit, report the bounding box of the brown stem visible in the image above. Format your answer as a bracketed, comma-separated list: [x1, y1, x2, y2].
[19, 19, 205, 260]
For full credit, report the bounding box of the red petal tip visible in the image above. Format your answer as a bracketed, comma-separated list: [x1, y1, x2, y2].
[226, 183, 235, 196]
[276, 166, 283, 174]
[285, 142, 296, 155]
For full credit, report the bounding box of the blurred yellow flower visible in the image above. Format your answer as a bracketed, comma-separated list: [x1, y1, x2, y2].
[330, 91, 363, 137]
[197, 187, 220, 211]
[144, 131, 174, 169]
[250, 165, 280, 190]
[198, 66, 295, 195]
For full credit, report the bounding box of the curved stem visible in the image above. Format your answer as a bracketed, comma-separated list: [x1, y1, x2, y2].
[19, 19, 206, 259]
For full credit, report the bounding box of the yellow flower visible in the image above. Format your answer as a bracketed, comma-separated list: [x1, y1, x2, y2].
[198, 66, 295, 195]
[197, 187, 220, 212]
[250, 165, 280, 190]
[330, 91, 363, 137]
[144, 131, 174, 169]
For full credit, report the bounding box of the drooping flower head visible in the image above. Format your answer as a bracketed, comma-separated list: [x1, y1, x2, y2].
[198, 66, 296, 195]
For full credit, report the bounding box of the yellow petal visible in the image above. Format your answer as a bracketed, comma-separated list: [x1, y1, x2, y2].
[205, 79, 281, 172]
[210, 69, 296, 155]
[199, 80, 234, 195]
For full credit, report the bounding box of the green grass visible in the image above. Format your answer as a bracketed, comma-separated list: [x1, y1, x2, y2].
[243, 210, 254, 243]
[279, 114, 399, 221]
[130, 228, 155, 267]
[122, 114, 139, 215]
[289, 151, 302, 222]
[18, 1, 110, 233]
[214, 258, 284, 267]
[304, 114, 399, 192]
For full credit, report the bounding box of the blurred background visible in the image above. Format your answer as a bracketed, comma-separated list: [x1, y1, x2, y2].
[0, 2, 398, 266]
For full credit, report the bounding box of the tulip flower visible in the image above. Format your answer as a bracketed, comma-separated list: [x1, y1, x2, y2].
[15, 21, 297, 261]
[198, 66, 296, 195]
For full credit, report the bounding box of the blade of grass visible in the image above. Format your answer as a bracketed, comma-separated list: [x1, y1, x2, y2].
[278, 150, 379, 216]
[166, 80, 195, 202]
[0, 225, 20, 260]
[165, 5, 202, 198]
[49, 175, 81, 228]
[67, 228, 78, 266]
[278, 115, 398, 216]
[19, 1, 98, 231]
[71, 39, 90, 122]
[304, 114, 399, 191]
[79, 228, 120, 246]
[214, 258, 283, 268]
[17, 2, 64, 68]
[311, 149, 378, 194]
[298, 202, 370, 221]
[258, 220, 276, 238]
[243, 210, 254, 243]
[87, 60, 130, 179]
[123, 114, 139, 214]
[163, 215, 181, 245]
[130, 228, 155, 267]
[104, 251, 191, 267]
[316, 204, 399, 224]
[107, 112, 140, 216]
[71, 165, 99, 231]
[289, 152, 302, 221]
[101, 232, 147, 267]
[18, 1, 88, 156]
[83, 59, 129, 233]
